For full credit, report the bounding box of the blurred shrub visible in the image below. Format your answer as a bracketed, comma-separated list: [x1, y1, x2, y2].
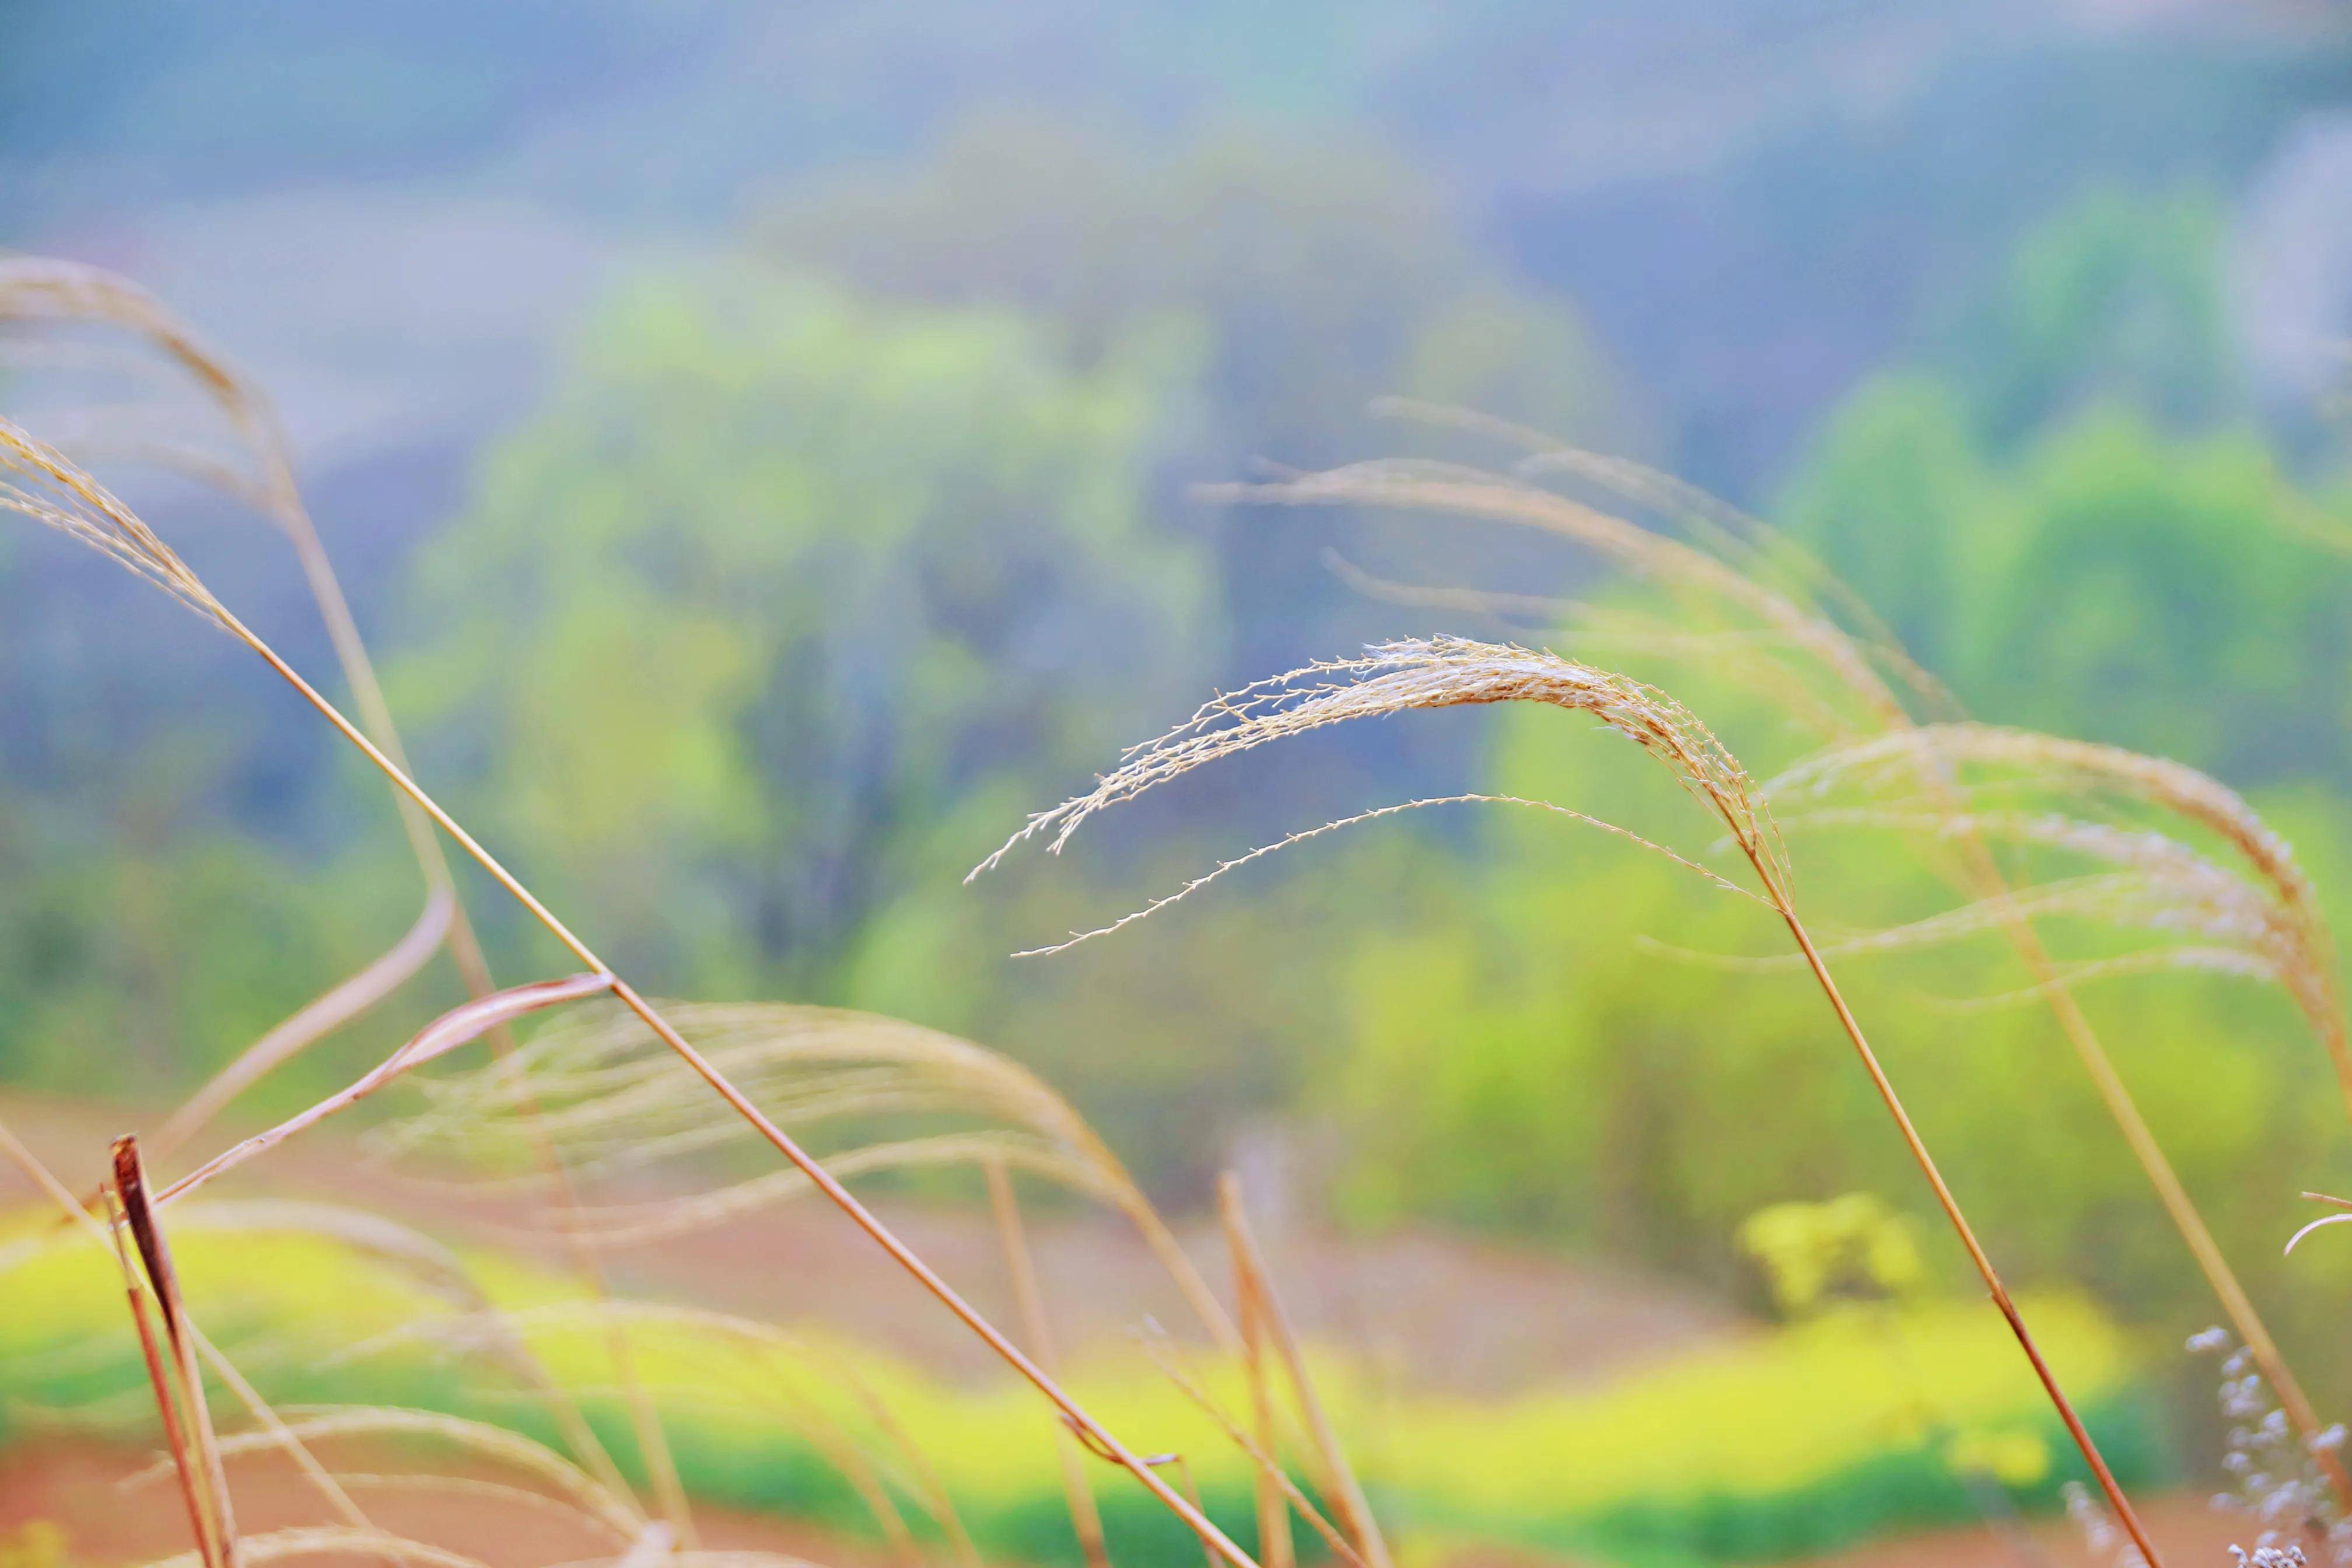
[1937, 186, 2242, 452]
[392, 264, 1214, 995]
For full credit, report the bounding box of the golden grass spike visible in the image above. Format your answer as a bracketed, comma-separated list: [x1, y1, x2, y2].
[1241, 426, 2350, 1512]
[1216, 1180, 1387, 1568]
[113, 1137, 242, 1568]
[984, 634, 2161, 1565]
[103, 1181, 218, 1568]
[975, 637, 1784, 891]
[0, 416, 230, 626]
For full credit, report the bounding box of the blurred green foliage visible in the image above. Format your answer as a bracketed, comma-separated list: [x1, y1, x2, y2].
[1940, 188, 2244, 452]
[392, 267, 1214, 989]
[1300, 170, 2352, 1383]
[1, 88, 2349, 1390]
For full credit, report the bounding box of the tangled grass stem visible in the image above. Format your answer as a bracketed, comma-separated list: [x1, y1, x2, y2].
[0, 417, 1262, 1568]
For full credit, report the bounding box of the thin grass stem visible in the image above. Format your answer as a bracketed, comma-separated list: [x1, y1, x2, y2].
[986, 1156, 1111, 1568]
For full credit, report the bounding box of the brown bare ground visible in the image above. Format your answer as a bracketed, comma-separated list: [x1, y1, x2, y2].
[0, 1449, 2259, 1568]
[0, 1440, 907, 1568]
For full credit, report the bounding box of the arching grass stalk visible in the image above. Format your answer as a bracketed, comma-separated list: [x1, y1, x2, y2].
[1223, 438, 2348, 1506]
[0, 259, 691, 1534]
[1766, 723, 2352, 1508]
[0, 418, 1263, 1568]
[975, 635, 2162, 1567]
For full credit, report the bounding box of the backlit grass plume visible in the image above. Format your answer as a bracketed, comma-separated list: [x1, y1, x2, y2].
[1210, 416, 2351, 1510]
[978, 632, 2164, 1565]
[0, 415, 232, 628]
[1769, 724, 2351, 1109]
[382, 1000, 1237, 1347]
[975, 635, 1785, 907]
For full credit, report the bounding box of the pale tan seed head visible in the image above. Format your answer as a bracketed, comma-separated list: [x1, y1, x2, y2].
[0, 416, 232, 629]
[1766, 724, 2347, 1060]
[975, 635, 1787, 914]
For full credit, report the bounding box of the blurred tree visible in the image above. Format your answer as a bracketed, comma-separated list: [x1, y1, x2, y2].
[1786, 382, 2346, 782]
[1776, 373, 1987, 676]
[1950, 407, 2337, 779]
[391, 266, 1216, 994]
[762, 113, 1651, 685]
[1938, 186, 2243, 452]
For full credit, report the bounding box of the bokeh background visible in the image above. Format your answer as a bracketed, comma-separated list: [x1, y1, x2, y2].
[6, 4, 2352, 1562]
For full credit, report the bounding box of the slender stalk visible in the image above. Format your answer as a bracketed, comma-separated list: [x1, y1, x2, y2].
[103, 1184, 217, 1568]
[3, 268, 681, 1533]
[1136, 1335, 1367, 1568]
[199, 606, 1261, 1568]
[1216, 1180, 1390, 1568]
[986, 1156, 1111, 1568]
[1222, 1180, 1293, 1568]
[114, 1137, 243, 1568]
[191, 1322, 404, 1567]
[6, 1113, 393, 1561]
[1946, 829, 2352, 1506]
[1163, 1455, 1221, 1568]
[1763, 898, 2161, 1565]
